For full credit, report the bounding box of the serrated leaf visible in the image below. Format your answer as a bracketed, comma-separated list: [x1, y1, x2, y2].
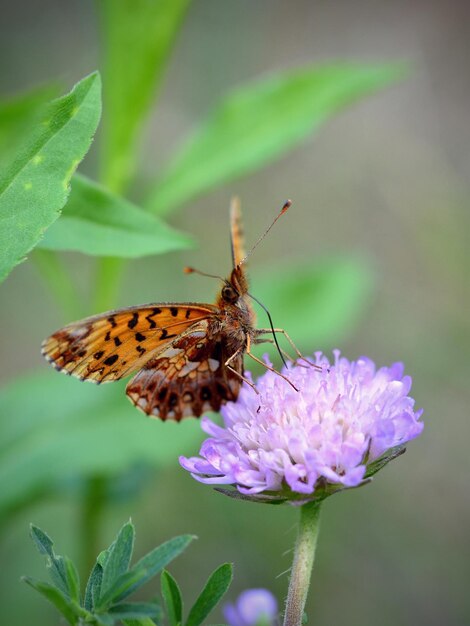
[161, 569, 183, 626]
[101, 521, 135, 595]
[0, 72, 101, 283]
[147, 63, 404, 215]
[185, 563, 233, 626]
[29, 525, 69, 596]
[253, 257, 374, 351]
[84, 561, 104, 611]
[22, 577, 83, 625]
[99, 0, 191, 192]
[38, 173, 193, 257]
[0, 373, 203, 521]
[108, 602, 163, 619]
[98, 535, 195, 608]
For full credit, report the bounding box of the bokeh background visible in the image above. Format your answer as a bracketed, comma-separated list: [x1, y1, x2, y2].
[1, 1, 469, 625]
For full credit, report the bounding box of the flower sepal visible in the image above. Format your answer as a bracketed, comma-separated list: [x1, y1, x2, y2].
[364, 444, 407, 478]
[214, 475, 373, 506]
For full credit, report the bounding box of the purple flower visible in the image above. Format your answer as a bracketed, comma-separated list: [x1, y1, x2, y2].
[224, 589, 278, 626]
[180, 351, 423, 503]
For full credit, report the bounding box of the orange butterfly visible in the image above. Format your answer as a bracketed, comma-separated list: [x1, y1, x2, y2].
[42, 199, 299, 421]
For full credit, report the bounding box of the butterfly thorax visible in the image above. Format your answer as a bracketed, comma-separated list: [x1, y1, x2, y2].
[212, 267, 256, 351]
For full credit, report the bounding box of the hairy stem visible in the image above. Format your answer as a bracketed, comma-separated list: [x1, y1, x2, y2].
[283, 501, 322, 626]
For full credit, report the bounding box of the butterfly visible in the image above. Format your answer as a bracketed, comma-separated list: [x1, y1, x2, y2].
[42, 199, 299, 421]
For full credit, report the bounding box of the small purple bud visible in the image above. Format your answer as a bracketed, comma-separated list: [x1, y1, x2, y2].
[224, 588, 278, 626]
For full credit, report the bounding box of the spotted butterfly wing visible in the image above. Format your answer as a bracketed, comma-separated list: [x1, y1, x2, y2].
[42, 304, 217, 384]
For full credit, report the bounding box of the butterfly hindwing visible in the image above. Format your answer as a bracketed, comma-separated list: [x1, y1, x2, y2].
[41, 304, 217, 384]
[126, 324, 243, 421]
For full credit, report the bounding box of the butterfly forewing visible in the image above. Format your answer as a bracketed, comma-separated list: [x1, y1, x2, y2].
[42, 304, 217, 384]
[229, 197, 246, 268]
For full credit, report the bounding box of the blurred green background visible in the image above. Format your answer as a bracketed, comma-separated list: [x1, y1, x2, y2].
[1, 1, 469, 625]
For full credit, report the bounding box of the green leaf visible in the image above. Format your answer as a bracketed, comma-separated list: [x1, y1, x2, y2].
[29, 525, 69, 596]
[147, 63, 404, 215]
[161, 569, 183, 626]
[253, 257, 374, 351]
[98, 535, 195, 607]
[99, 0, 191, 192]
[38, 173, 194, 257]
[64, 556, 81, 604]
[122, 617, 161, 626]
[101, 521, 135, 595]
[84, 560, 104, 611]
[185, 563, 233, 626]
[0, 84, 58, 167]
[22, 577, 83, 625]
[0, 373, 204, 520]
[108, 602, 163, 619]
[0, 72, 101, 283]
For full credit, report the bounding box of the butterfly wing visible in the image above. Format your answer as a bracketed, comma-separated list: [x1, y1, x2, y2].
[126, 323, 243, 421]
[230, 196, 246, 268]
[42, 303, 218, 384]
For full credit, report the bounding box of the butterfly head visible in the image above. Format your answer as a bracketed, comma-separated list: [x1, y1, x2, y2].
[220, 265, 249, 305]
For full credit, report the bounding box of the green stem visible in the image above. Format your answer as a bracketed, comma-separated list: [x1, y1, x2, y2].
[92, 256, 125, 312]
[32, 249, 84, 319]
[80, 475, 108, 575]
[283, 501, 322, 626]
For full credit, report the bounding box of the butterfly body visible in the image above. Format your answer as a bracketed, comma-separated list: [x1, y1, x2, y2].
[42, 201, 269, 422]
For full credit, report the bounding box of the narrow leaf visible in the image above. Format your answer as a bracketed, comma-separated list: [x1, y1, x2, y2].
[99, 0, 191, 192]
[147, 63, 404, 215]
[109, 602, 163, 618]
[38, 173, 193, 257]
[0, 72, 101, 283]
[98, 534, 195, 607]
[161, 569, 183, 626]
[22, 577, 81, 625]
[122, 619, 158, 626]
[185, 563, 233, 626]
[29, 525, 68, 596]
[64, 556, 80, 604]
[84, 561, 104, 611]
[101, 520, 135, 595]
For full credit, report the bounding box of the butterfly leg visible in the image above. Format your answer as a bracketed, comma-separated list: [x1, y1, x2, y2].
[246, 336, 299, 392]
[255, 328, 322, 370]
[224, 347, 259, 394]
[253, 336, 300, 366]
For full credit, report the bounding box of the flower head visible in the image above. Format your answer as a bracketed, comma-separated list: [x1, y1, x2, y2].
[180, 351, 423, 503]
[224, 588, 278, 626]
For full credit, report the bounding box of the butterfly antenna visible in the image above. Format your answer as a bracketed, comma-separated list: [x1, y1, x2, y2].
[184, 266, 225, 282]
[238, 199, 292, 267]
[247, 292, 288, 368]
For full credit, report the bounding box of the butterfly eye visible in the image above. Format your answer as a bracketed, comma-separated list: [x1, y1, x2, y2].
[222, 285, 238, 303]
